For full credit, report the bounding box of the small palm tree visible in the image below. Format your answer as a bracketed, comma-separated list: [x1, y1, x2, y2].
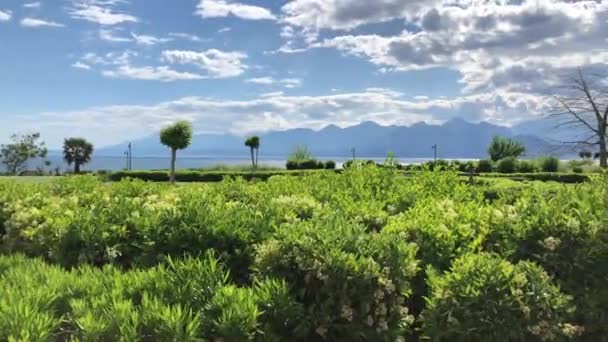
[63, 138, 94, 174]
[244, 136, 260, 169]
[160, 121, 193, 183]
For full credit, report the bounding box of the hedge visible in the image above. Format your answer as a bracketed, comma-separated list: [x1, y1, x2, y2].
[477, 172, 591, 184]
[109, 170, 339, 182]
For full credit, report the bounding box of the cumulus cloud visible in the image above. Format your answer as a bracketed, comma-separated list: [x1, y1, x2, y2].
[281, 0, 438, 30]
[197, 0, 276, 20]
[69, 0, 138, 25]
[20, 18, 65, 28]
[162, 49, 248, 78]
[0, 10, 12, 21]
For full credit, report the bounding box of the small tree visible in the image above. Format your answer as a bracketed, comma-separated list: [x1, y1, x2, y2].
[487, 136, 526, 162]
[63, 138, 94, 174]
[0, 133, 47, 175]
[160, 121, 193, 183]
[288, 145, 313, 162]
[244, 136, 260, 169]
[579, 150, 593, 160]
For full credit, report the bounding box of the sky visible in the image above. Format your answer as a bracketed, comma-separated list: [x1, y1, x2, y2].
[0, 0, 607, 148]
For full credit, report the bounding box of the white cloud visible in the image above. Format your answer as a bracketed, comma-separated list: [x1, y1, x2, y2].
[169, 33, 204, 42]
[162, 49, 248, 78]
[102, 65, 204, 82]
[218, 27, 231, 33]
[197, 0, 276, 20]
[70, 0, 138, 25]
[20, 18, 65, 28]
[72, 61, 92, 70]
[23, 2, 42, 8]
[131, 32, 171, 46]
[287, 0, 608, 106]
[246, 77, 302, 88]
[281, 0, 438, 30]
[99, 28, 131, 42]
[0, 10, 12, 21]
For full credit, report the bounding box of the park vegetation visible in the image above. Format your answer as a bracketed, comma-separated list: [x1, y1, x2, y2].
[0, 166, 606, 340]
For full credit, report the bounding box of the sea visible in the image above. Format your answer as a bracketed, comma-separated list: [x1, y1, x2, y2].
[21, 155, 477, 172]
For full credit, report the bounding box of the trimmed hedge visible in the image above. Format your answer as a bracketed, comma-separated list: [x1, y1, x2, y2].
[109, 170, 339, 182]
[478, 172, 590, 184]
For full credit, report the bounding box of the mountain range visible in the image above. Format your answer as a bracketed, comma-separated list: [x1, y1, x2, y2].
[98, 118, 577, 159]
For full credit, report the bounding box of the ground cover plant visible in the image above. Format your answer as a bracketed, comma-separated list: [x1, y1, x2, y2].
[0, 167, 606, 341]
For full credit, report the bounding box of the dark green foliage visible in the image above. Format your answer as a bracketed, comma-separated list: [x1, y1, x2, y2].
[422, 253, 577, 341]
[160, 121, 193, 183]
[516, 160, 536, 173]
[63, 138, 94, 174]
[540, 156, 560, 172]
[488, 136, 526, 162]
[109, 169, 335, 182]
[285, 159, 327, 170]
[476, 159, 493, 173]
[324, 160, 336, 169]
[496, 157, 517, 173]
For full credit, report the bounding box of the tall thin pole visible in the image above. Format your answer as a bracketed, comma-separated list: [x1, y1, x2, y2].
[432, 144, 437, 163]
[351, 147, 356, 162]
[128, 142, 132, 171]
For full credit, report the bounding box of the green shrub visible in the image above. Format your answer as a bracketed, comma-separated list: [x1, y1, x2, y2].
[324, 160, 336, 170]
[572, 166, 583, 173]
[422, 253, 578, 341]
[539, 156, 560, 172]
[476, 159, 493, 173]
[516, 160, 536, 173]
[485, 181, 608, 339]
[496, 157, 517, 173]
[254, 217, 418, 340]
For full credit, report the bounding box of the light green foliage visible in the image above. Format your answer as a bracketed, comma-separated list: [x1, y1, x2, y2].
[0, 167, 606, 340]
[488, 136, 526, 161]
[422, 253, 577, 341]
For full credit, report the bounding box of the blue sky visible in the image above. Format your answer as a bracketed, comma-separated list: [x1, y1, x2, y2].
[0, 0, 607, 148]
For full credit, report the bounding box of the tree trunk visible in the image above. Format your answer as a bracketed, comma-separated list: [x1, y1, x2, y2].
[599, 132, 607, 168]
[255, 148, 259, 168]
[75, 162, 80, 174]
[250, 148, 255, 169]
[170, 148, 177, 184]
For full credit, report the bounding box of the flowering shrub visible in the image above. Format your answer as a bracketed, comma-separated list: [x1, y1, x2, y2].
[254, 216, 418, 340]
[422, 253, 578, 341]
[0, 169, 606, 340]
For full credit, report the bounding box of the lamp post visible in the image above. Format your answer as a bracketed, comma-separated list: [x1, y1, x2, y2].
[128, 142, 132, 171]
[431, 144, 437, 163]
[351, 147, 356, 162]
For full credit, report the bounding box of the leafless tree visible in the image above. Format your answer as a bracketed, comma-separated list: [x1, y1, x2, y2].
[551, 69, 608, 168]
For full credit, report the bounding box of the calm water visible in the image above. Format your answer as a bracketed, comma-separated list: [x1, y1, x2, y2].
[24, 155, 475, 172]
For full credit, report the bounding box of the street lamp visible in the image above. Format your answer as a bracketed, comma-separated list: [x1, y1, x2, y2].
[351, 147, 356, 162]
[431, 144, 437, 163]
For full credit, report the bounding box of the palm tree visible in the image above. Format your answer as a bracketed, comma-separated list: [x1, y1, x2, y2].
[160, 121, 193, 183]
[244, 136, 260, 169]
[63, 138, 94, 174]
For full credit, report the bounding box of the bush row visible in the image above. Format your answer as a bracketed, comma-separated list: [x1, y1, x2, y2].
[109, 169, 337, 182]
[285, 159, 336, 170]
